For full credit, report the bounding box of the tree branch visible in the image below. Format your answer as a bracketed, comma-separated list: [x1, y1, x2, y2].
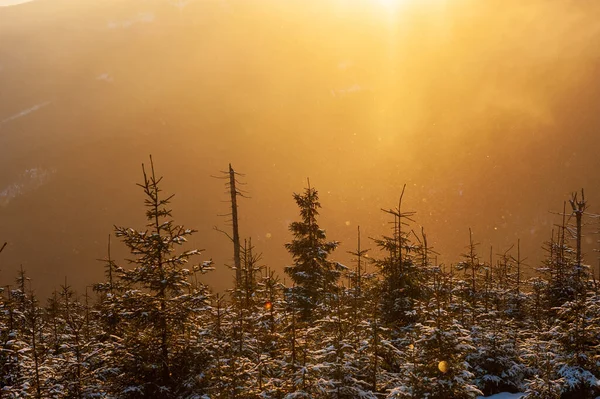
[213, 226, 234, 242]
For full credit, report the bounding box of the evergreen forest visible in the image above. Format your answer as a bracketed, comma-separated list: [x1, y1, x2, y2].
[1, 158, 599, 399]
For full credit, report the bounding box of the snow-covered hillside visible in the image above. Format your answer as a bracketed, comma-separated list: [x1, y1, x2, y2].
[0, 0, 36, 7]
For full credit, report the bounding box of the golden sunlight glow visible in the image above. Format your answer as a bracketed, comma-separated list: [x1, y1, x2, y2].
[377, 0, 418, 11]
[377, 0, 403, 8]
[374, 0, 443, 12]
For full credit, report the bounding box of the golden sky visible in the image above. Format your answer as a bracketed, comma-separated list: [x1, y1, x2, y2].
[1, 0, 600, 295]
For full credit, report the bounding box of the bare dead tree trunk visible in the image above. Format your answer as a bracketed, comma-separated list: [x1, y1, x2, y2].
[213, 164, 248, 290]
[229, 164, 242, 286]
[569, 189, 587, 288]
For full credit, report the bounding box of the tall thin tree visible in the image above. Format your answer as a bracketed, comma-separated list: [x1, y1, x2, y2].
[284, 180, 342, 321]
[213, 164, 249, 289]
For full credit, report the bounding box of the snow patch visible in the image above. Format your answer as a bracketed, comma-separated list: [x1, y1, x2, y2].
[338, 60, 353, 70]
[107, 12, 154, 29]
[330, 84, 366, 97]
[0, 0, 37, 7]
[477, 393, 525, 399]
[96, 73, 113, 83]
[0, 168, 56, 207]
[0, 101, 51, 126]
[171, 0, 194, 11]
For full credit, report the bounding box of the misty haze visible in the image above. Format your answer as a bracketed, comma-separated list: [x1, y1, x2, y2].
[1, 0, 600, 398]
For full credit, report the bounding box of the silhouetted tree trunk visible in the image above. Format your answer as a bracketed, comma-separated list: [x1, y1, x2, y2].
[214, 165, 248, 290]
[229, 164, 242, 286]
[569, 189, 587, 290]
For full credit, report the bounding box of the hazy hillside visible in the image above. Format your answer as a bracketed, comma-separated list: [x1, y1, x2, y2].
[1, 0, 600, 296]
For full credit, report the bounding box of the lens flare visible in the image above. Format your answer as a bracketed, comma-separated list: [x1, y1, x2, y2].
[438, 360, 448, 373]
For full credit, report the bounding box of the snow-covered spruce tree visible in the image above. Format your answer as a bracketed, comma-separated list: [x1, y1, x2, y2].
[520, 191, 600, 399]
[467, 245, 526, 396]
[519, 275, 557, 398]
[525, 276, 548, 336]
[545, 191, 599, 398]
[105, 157, 212, 399]
[345, 226, 370, 341]
[43, 289, 69, 398]
[303, 287, 378, 399]
[281, 276, 351, 399]
[2, 272, 78, 399]
[522, 337, 563, 399]
[0, 286, 6, 391]
[218, 239, 268, 398]
[451, 233, 523, 396]
[54, 282, 99, 399]
[254, 268, 289, 398]
[21, 290, 49, 399]
[342, 226, 384, 397]
[284, 182, 343, 322]
[45, 291, 62, 356]
[538, 200, 581, 313]
[238, 239, 263, 311]
[550, 290, 600, 399]
[519, 228, 568, 391]
[0, 245, 5, 390]
[371, 188, 425, 328]
[203, 294, 234, 398]
[390, 265, 481, 399]
[468, 309, 525, 395]
[89, 237, 129, 395]
[281, 281, 313, 398]
[454, 229, 485, 329]
[0, 268, 31, 397]
[372, 203, 437, 396]
[204, 241, 283, 399]
[93, 235, 125, 337]
[506, 241, 527, 321]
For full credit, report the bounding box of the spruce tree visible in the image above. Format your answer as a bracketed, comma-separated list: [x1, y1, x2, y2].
[372, 188, 424, 327]
[254, 268, 288, 398]
[284, 182, 343, 321]
[106, 156, 212, 398]
[404, 266, 481, 398]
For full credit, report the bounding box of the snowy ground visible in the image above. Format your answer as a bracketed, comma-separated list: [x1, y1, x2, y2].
[477, 394, 600, 399]
[477, 394, 524, 399]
